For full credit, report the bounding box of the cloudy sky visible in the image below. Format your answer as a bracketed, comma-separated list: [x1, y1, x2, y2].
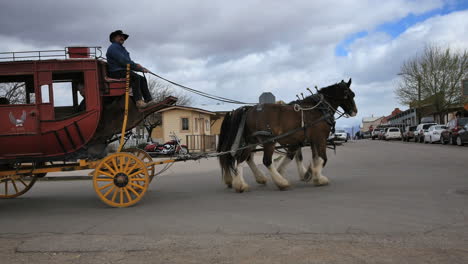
[1, 0, 467, 128]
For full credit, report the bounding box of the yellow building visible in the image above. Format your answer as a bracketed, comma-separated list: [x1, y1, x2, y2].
[151, 106, 216, 152]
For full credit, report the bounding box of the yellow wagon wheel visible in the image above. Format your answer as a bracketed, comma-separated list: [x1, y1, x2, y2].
[93, 153, 149, 208]
[124, 148, 156, 182]
[0, 174, 38, 199]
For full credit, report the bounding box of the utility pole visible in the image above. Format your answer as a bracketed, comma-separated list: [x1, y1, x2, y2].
[417, 75, 421, 123]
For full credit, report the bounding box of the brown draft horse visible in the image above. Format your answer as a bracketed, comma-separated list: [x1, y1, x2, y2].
[218, 79, 357, 192]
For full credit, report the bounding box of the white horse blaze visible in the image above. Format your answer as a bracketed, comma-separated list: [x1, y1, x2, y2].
[246, 154, 267, 184]
[311, 157, 329, 186]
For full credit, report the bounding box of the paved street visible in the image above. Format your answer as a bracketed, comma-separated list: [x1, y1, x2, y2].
[1, 140, 467, 263]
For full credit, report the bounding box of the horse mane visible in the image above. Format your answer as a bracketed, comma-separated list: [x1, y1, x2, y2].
[288, 82, 343, 106]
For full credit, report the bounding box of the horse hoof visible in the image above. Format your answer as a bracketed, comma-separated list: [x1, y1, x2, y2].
[256, 179, 267, 185]
[235, 186, 249, 193]
[226, 184, 232, 188]
[313, 176, 329, 186]
[278, 185, 290, 191]
[234, 183, 249, 193]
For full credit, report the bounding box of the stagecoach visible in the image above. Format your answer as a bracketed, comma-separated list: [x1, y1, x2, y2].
[0, 47, 179, 207]
[0, 46, 358, 206]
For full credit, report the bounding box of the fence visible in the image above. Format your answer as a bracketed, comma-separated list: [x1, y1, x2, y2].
[186, 135, 217, 153]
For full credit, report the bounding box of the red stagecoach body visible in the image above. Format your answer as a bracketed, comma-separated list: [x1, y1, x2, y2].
[0, 47, 176, 165]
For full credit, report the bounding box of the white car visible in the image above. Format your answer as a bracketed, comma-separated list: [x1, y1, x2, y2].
[424, 125, 447, 144]
[334, 129, 348, 142]
[385, 127, 401, 140]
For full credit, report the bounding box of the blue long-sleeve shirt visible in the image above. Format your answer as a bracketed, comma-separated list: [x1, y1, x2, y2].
[106, 42, 139, 72]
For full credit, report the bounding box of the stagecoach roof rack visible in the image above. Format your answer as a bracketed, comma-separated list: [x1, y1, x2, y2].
[0, 46, 102, 62]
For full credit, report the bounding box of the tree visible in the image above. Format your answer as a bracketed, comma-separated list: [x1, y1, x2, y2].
[141, 77, 192, 142]
[0, 82, 26, 104]
[395, 45, 468, 122]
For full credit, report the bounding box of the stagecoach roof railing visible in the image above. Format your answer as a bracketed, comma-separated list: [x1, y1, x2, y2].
[0, 47, 102, 62]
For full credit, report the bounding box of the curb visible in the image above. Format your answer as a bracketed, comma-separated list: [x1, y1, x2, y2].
[38, 176, 92, 181]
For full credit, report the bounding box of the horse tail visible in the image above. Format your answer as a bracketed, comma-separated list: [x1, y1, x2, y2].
[218, 106, 250, 177]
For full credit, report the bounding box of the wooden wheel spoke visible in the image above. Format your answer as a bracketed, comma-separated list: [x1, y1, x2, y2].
[129, 182, 144, 190]
[130, 178, 147, 182]
[11, 179, 19, 193]
[119, 188, 124, 205]
[122, 158, 131, 173]
[18, 178, 28, 187]
[124, 162, 138, 175]
[128, 169, 145, 178]
[123, 187, 132, 202]
[111, 187, 119, 202]
[103, 163, 116, 175]
[97, 169, 114, 178]
[103, 185, 116, 198]
[4, 181, 8, 196]
[98, 182, 114, 191]
[111, 158, 119, 173]
[126, 186, 140, 198]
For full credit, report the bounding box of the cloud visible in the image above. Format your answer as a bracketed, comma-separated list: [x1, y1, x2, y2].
[1, 0, 465, 129]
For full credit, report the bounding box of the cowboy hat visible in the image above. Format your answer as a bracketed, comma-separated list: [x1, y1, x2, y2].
[109, 30, 129, 42]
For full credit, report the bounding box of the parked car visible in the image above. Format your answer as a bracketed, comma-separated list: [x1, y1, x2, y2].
[334, 129, 348, 142]
[371, 129, 383, 140]
[378, 128, 389, 140]
[455, 123, 468, 146]
[440, 117, 468, 145]
[414, 123, 437, 143]
[362, 131, 371, 139]
[423, 125, 447, 144]
[384, 127, 401, 140]
[402, 125, 417, 142]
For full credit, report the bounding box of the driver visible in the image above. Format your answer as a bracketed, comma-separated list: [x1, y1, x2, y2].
[106, 30, 156, 109]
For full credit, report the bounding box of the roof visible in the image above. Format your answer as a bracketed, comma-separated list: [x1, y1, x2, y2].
[191, 104, 245, 113]
[362, 116, 384, 123]
[157, 105, 216, 115]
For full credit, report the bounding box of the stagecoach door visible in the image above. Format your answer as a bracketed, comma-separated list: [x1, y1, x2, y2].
[0, 74, 41, 156]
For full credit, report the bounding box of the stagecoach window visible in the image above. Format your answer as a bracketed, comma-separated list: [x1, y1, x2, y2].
[181, 118, 189, 131]
[0, 75, 35, 105]
[51, 71, 85, 119]
[41, 85, 50, 103]
[53, 82, 75, 106]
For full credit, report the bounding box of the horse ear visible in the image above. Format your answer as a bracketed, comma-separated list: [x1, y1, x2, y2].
[347, 78, 352, 86]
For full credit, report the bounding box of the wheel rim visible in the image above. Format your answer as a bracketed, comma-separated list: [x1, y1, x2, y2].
[0, 174, 37, 199]
[93, 153, 149, 208]
[124, 148, 156, 182]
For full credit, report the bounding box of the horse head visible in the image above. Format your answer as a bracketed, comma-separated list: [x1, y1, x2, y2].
[319, 78, 357, 117]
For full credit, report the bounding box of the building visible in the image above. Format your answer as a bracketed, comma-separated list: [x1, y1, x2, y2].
[388, 108, 417, 126]
[360, 116, 384, 132]
[151, 105, 216, 152]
